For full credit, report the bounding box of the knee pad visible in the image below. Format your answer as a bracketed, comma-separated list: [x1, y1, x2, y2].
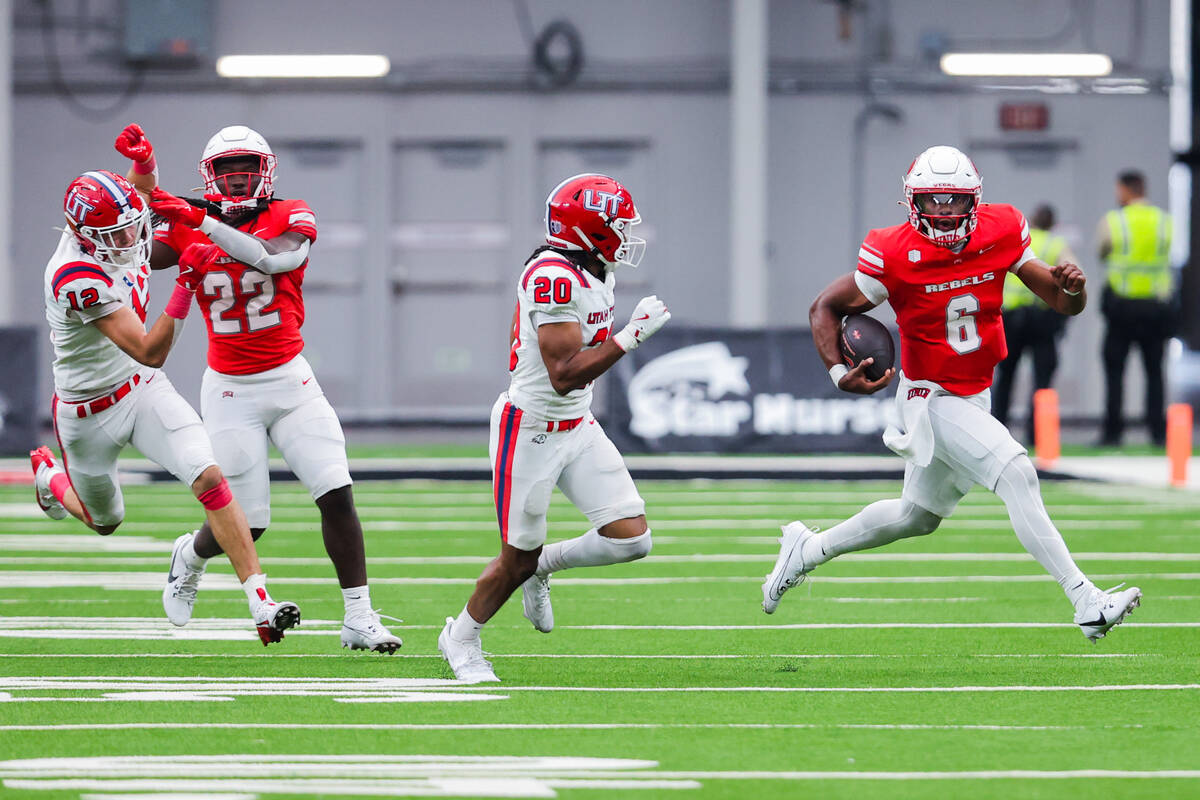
[999, 454, 1041, 494]
[614, 528, 652, 561]
[900, 502, 942, 537]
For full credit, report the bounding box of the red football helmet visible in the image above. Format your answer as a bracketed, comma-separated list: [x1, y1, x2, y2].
[545, 173, 645, 269]
[62, 170, 151, 266]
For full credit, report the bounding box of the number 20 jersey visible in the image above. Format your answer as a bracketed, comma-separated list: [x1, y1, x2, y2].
[507, 252, 616, 420]
[855, 202, 1032, 396]
[156, 199, 317, 375]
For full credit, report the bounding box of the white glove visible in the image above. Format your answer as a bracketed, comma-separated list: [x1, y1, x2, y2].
[613, 295, 671, 352]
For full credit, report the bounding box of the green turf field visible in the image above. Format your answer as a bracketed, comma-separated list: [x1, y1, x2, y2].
[0, 477, 1197, 799]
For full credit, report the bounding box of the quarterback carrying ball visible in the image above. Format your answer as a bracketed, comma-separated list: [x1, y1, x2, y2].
[763, 145, 1142, 641]
[439, 173, 670, 682]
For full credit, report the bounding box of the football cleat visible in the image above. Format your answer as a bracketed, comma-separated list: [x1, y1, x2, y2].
[30, 446, 68, 520]
[252, 598, 301, 647]
[1074, 584, 1142, 642]
[341, 609, 403, 654]
[521, 572, 554, 633]
[162, 531, 206, 627]
[437, 617, 499, 683]
[762, 521, 819, 614]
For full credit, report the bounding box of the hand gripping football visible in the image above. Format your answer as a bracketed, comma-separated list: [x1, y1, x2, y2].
[839, 314, 895, 381]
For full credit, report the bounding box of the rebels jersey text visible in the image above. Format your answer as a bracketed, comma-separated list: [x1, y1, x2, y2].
[157, 199, 317, 375]
[43, 232, 152, 401]
[507, 253, 615, 420]
[855, 203, 1033, 395]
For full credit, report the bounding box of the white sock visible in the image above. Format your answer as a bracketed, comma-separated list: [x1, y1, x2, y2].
[993, 456, 1094, 608]
[537, 528, 653, 576]
[342, 585, 371, 619]
[800, 499, 942, 568]
[242, 573, 272, 610]
[449, 604, 484, 642]
[181, 533, 206, 570]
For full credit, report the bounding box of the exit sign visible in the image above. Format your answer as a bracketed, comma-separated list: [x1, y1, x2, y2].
[999, 103, 1050, 131]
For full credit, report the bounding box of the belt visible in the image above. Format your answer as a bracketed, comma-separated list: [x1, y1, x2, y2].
[545, 416, 584, 432]
[72, 373, 141, 418]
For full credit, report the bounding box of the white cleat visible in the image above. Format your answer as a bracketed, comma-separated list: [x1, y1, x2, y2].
[162, 531, 206, 627]
[762, 521, 819, 614]
[30, 446, 68, 520]
[252, 599, 301, 647]
[522, 572, 554, 633]
[1075, 584, 1142, 641]
[342, 609, 403, 654]
[438, 616, 499, 683]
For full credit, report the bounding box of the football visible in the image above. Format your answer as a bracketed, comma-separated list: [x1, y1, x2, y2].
[839, 314, 895, 381]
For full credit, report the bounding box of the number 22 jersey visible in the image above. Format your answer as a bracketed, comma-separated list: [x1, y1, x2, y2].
[854, 202, 1034, 396]
[156, 199, 317, 375]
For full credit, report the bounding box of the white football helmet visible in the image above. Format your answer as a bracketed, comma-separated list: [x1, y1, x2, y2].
[199, 125, 277, 213]
[903, 145, 982, 246]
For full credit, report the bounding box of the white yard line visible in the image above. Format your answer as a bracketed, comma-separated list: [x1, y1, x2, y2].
[0, 722, 1147, 732]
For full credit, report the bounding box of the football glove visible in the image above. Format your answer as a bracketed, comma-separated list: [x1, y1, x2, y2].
[613, 295, 671, 352]
[149, 187, 207, 229]
[114, 123, 154, 164]
[177, 243, 221, 292]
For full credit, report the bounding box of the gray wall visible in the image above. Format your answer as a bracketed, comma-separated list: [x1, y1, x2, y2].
[11, 0, 1173, 422]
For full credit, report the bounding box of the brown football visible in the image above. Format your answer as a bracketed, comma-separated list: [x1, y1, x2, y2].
[839, 314, 895, 381]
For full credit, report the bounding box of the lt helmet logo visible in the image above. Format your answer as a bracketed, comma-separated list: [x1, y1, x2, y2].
[582, 190, 623, 217]
[65, 191, 97, 225]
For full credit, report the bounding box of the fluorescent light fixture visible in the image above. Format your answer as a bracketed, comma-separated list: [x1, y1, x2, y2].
[216, 55, 390, 79]
[940, 52, 1112, 77]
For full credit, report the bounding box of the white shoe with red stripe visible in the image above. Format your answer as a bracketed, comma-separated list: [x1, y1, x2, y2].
[30, 446, 68, 520]
[252, 598, 301, 646]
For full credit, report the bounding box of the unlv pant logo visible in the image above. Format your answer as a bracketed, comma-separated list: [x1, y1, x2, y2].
[583, 190, 623, 217]
[907, 387, 931, 400]
[65, 191, 97, 225]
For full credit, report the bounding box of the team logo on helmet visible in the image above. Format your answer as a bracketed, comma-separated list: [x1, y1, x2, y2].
[64, 191, 97, 225]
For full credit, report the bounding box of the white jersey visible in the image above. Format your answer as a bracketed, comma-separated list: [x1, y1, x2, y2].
[43, 231, 152, 401]
[507, 251, 616, 420]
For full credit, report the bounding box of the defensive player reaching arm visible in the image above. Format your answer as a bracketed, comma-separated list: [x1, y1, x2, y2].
[438, 174, 670, 682]
[763, 145, 1140, 642]
[30, 169, 299, 645]
[116, 123, 400, 653]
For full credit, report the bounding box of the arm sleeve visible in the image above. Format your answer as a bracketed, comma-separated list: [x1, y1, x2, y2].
[1008, 209, 1036, 271]
[855, 232, 889, 303]
[854, 270, 889, 304]
[198, 216, 311, 275]
[520, 264, 583, 326]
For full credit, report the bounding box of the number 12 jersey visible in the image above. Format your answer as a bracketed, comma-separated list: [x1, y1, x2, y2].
[854, 202, 1034, 395]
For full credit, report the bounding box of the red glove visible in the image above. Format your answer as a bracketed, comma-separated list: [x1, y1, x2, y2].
[150, 187, 207, 229]
[177, 243, 222, 291]
[115, 124, 155, 172]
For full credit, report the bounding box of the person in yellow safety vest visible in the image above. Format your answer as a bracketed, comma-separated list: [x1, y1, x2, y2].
[1097, 170, 1174, 447]
[992, 204, 1075, 443]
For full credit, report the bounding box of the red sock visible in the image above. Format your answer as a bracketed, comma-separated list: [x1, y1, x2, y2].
[49, 472, 71, 504]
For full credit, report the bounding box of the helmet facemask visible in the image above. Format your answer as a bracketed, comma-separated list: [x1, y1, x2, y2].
[907, 189, 979, 246]
[200, 151, 276, 214]
[70, 206, 151, 267]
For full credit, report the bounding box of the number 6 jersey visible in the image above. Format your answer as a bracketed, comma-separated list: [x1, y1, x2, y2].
[156, 199, 317, 375]
[507, 251, 616, 420]
[854, 202, 1034, 395]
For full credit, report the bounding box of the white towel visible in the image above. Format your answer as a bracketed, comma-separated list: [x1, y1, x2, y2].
[882, 374, 946, 467]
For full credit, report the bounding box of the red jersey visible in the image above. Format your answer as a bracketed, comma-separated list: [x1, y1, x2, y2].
[157, 199, 317, 375]
[855, 203, 1031, 395]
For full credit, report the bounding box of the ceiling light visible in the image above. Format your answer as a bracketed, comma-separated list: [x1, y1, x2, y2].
[940, 52, 1112, 77]
[216, 55, 390, 79]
